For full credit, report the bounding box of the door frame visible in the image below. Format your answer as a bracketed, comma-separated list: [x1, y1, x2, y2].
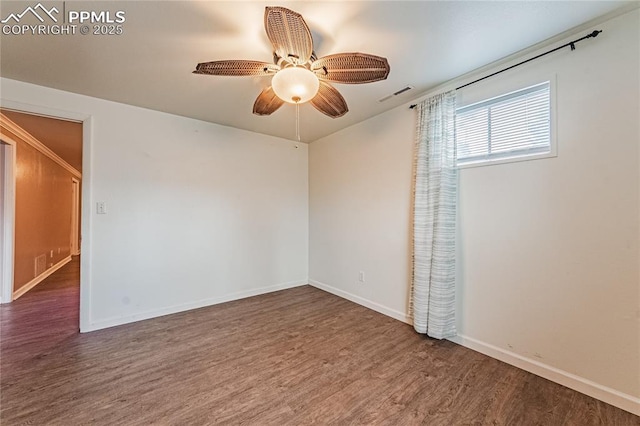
[0, 99, 92, 331]
[0, 138, 16, 304]
[71, 177, 81, 256]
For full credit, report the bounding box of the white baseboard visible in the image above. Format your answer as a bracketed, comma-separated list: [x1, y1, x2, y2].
[12, 256, 72, 300]
[82, 279, 308, 333]
[449, 334, 640, 416]
[308, 278, 639, 416]
[309, 279, 411, 324]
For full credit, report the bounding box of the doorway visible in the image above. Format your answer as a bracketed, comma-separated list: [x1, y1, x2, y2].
[0, 107, 88, 330]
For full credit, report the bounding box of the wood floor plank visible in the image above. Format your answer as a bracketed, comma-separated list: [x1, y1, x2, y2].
[1, 257, 637, 425]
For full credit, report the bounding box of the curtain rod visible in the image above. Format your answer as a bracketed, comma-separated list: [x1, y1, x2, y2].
[409, 30, 602, 109]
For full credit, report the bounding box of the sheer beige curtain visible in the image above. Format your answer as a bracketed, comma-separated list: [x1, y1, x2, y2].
[411, 90, 457, 339]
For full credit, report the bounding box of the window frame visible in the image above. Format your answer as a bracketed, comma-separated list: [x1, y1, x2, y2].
[455, 77, 557, 169]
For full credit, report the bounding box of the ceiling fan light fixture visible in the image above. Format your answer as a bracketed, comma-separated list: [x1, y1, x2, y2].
[271, 66, 320, 104]
[195, 6, 389, 118]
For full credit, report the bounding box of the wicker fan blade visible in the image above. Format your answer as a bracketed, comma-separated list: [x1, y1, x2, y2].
[194, 60, 279, 76]
[310, 81, 348, 118]
[311, 53, 390, 84]
[253, 86, 285, 116]
[264, 7, 314, 65]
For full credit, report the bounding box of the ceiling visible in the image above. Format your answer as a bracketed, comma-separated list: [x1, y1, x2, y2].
[1, 109, 83, 172]
[0, 1, 631, 143]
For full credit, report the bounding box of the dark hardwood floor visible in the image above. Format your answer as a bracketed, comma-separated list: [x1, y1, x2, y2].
[1, 257, 637, 425]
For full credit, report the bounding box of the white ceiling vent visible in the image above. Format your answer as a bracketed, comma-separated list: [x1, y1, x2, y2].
[378, 85, 414, 102]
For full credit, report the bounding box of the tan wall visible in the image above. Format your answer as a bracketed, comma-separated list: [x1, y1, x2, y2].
[0, 143, 5, 269]
[14, 136, 74, 291]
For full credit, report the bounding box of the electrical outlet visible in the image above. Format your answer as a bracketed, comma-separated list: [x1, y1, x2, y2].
[359, 271, 365, 282]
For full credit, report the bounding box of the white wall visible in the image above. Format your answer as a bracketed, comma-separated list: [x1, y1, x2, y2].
[309, 106, 414, 321]
[1, 78, 309, 331]
[309, 8, 639, 412]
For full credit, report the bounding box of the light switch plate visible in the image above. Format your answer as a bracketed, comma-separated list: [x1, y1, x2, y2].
[96, 201, 107, 214]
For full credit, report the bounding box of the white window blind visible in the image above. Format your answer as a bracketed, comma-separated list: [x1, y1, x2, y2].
[456, 81, 551, 166]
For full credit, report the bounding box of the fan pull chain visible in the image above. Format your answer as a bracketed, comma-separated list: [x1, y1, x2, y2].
[295, 100, 301, 142]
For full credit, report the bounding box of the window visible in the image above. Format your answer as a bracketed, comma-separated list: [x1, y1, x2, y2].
[455, 81, 552, 167]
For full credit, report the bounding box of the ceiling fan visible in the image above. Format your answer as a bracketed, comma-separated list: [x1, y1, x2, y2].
[193, 6, 390, 119]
